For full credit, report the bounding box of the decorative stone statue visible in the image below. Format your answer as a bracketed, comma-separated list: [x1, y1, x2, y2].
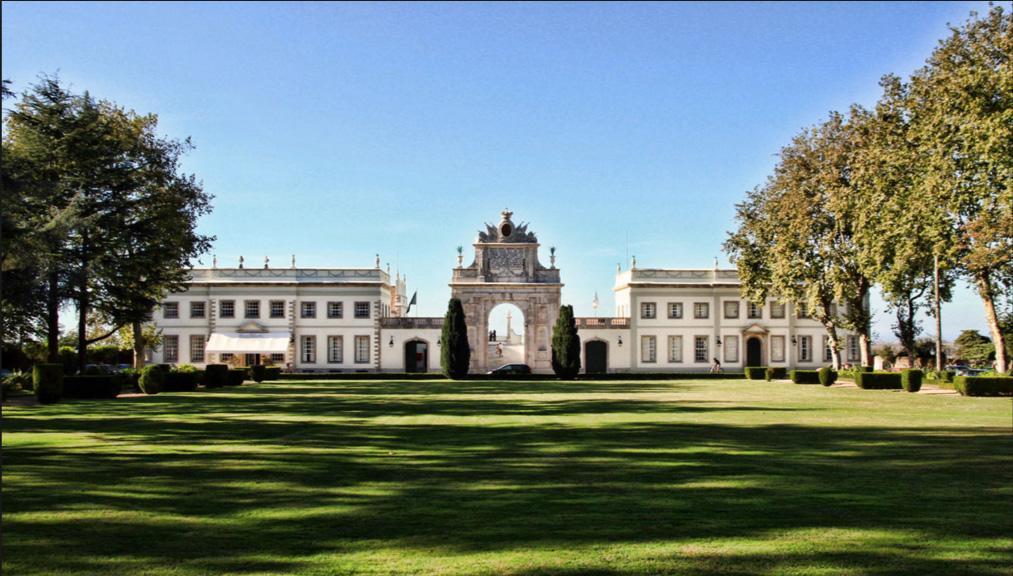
[550, 246, 556, 268]
[264, 256, 269, 269]
[212, 255, 217, 269]
[375, 254, 380, 268]
[291, 254, 296, 269]
[632, 255, 637, 269]
[238, 255, 244, 269]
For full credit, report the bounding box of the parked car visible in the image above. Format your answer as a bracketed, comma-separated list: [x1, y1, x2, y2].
[487, 363, 531, 375]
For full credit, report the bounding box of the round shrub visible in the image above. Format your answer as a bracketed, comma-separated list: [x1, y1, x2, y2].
[251, 364, 266, 383]
[227, 368, 248, 387]
[901, 369, 923, 393]
[265, 367, 282, 381]
[204, 364, 229, 388]
[818, 366, 838, 387]
[33, 363, 64, 404]
[138, 365, 165, 395]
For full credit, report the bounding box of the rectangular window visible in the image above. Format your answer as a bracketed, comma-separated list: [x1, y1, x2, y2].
[800, 335, 812, 362]
[748, 302, 762, 319]
[301, 335, 316, 363]
[771, 335, 785, 362]
[668, 335, 683, 363]
[694, 302, 709, 319]
[221, 353, 234, 362]
[270, 300, 285, 319]
[668, 302, 683, 319]
[640, 302, 656, 319]
[640, 335, 657, 363]
[163, 302, 179, 319]
[190, 301, 206, 319]
[724, 301, 740, 319]
[824, 335, 833, 362]
[354, 335, 370, 363]
[797, 304, 809, 319]
[220, 300, 235, 318]
[847, 335, 860, 362]
[694, 336, 709, 363]
[327, 335, 343, 363]
[327, 301, 343, 319]
[190, 335, 206, 363]
[245, 300, 260, 319]
[354, 302, 370, 319]
[270, 353, 285, 364]
[770, 302, 786, 319]
[163, 335, 179, 363]
[301, 301, 316, 319]
[724, 335, 739, 363]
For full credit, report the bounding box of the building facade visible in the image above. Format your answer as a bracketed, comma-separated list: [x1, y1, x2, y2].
[151, 211, 860, 373]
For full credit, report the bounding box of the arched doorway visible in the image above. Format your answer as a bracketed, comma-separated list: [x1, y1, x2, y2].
[488, 303, 525, 370]
[746, 337, 763, 367]
[585, 340, 608, 374]
[404, 340, 429, 373]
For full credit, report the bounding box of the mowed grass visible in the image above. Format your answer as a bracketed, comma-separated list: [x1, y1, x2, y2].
[2, 378, 1012, 576]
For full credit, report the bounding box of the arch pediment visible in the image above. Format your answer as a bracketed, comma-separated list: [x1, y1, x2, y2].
[742, 323, 769, 335]
[236, 320, 269, 333]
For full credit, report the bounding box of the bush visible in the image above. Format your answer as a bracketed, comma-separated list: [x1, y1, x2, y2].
[204, 364, 229, 388]
[954, 376, 1013, 397]
[164, 368, 201, 392]
[227, 368, 248, 386]
[33, 363, 64, 403]
[251, 364, 267, 383]
[265, 367, 282, 381]
[901, 369, 923, 393]
[745, 367, 766, 380]
[138, 365, 165, 395]
[855, 372, 902, 390]
[58, 347, 77, 375]
[63, 375, 123, 399]
[790, 370, 821, 384]
[765, 367, 787, 381]
[818, 366, 837, 387]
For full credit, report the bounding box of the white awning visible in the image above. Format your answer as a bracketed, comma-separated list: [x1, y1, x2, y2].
[205, 332, 290, 354]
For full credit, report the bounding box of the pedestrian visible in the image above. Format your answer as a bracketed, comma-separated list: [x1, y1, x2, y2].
[710, 357, 722, 374]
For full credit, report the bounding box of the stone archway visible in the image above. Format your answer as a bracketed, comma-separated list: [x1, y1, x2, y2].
[585, 340, 608, 374]
[746, 337, 763, 367]
[404, 339, 429, 373]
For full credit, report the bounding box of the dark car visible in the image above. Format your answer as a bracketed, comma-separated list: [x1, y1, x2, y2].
[487, 363, 532, 375]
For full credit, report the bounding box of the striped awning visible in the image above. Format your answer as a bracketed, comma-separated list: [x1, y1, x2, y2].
[205, 332, 290, 354]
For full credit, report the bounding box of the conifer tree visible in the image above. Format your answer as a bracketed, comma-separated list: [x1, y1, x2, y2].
[551, 305, 581, 379]
[440, 298, 471, 379]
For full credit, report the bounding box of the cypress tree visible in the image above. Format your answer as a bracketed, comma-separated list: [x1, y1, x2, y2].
[440, 298, 471, 379]
[551, 305, 581, 379]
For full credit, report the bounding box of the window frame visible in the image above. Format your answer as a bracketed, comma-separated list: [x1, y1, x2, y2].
[694, 335, 709, 363]
[354, 302, 371, 319]
[301, 335, 316, 363]
[668, 302, 683, 319]
[219, 300, 235, 318]
[327, 301, 343, 319]
[327, 335, 343, 363]
[190, 301, 206, 319]
[244, 300, 261, 319]
[163, 335, 179, 363]
[640, 302, 657, 320]
[190, 334, 206, 363]
[640, 335, 657, 363]
[354, 335, 370, 363]
[668, 335, 683, 363]
[723, 301, 740, 319]
[747, 302, 763, 319]
[724, 335, 739, 363]
[800, 335, 812, 362]
[163, 302, 179, 319]
[770, 302, 786, 319]
[300, 301, 317, 319]
[269, 300, 286, 319]
[693, 302, 709, 319]
[771, 335, 785, 362]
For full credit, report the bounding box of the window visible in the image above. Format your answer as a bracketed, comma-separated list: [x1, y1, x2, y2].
[824, 336, 833, 362]
[640, 335, 657, 363]
[163, 335, 179, 362]
[830, 303, 838, 318]
[797, 304, 809, 319]
[354, 302, 370, 319]
[301, 335, 316, 363]
[847, 335, 860, 362]
[244, 300, 260, 319]
[748, 302, 762, 319]
[354, 335, 370, 363]
[770, 302, 786, 319]
[800, 335, 812, 362]
[301, 301, 316, 319]
[190, 335, 205, 363]
[694, 336, 709, 363]
[724, 301, 740, 319]
[668, 335, 683, 363]
[724, 335, 739, 363]
[640, 302, 656, 319]
[270, 300, 285, 319]
[220, 300, 235, 318]
[270, 353, 285, 364]
[190, 302, 206, 319]
[771, 335, 785, 362]
[327, 335, 343, 363]
[694, 302, 709, 319]
[668, 302, 683, 319]
[163, 302, 179, 319]
[221, 353, 234, 362]
[327, 301, 343, 318]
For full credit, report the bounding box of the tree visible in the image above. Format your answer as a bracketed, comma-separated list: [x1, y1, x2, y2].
[908, 6, 1013, 373]
[440, 298, 470, 379]
[551, 305, 581, 379]
[953, 330, 994, 366]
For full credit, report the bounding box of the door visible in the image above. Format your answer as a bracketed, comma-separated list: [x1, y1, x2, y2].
[404, 341, 428, 373]
[746, 338, 762, 367]
[585, 340, 608, 374]
[244, 353, 260, 366]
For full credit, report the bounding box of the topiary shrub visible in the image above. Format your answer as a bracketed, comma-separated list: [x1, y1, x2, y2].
[63, 375, 123, 399]
[441, 298, 471, 379]
[33, 363, 64, 404]
[226, 368, 248, 386]
[251, 364, 267, 383]
[818, 366, 837, 387]
[204, 364, 229, 388]
[164, 368, 201, 392]
[550, 305, 581, 380]
[855, 371, 902, 390]
[901, 369, 923, 393]
[954, 376, 1013, 397]
[138, 365, 165, 395]
[265, 367, 282, 381]
[745, 367, 766, 380]
[790, 370, 821, 384]
[765, 367, 787, 381]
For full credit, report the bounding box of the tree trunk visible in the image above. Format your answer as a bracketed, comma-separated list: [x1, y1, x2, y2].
[859, 334, 872, 369]
[77, 280, 88, 374]
[46, 271, 60, 362]
[132, 321, 146, 369]
[825, 326, 842, 370]
[977, 275, 1008, 374]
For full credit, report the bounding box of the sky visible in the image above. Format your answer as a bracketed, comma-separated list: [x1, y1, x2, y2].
[2, 1, 1000, 341]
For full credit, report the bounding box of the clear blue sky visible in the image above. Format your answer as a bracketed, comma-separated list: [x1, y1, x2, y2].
[2, 1, 998, 341]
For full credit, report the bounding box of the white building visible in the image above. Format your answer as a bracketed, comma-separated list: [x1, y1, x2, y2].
[150, 211, 860, 373]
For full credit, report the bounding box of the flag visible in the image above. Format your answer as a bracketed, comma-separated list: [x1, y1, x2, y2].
[406, 291, 417, 314]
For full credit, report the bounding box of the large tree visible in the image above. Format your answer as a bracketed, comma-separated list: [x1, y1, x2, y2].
[551, 305, 581, 380]
[908, 6, 1012, 373]
[440, 298, 471, 379]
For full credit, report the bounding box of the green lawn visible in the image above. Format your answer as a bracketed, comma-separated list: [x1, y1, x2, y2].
[3, 378, 1011, 576]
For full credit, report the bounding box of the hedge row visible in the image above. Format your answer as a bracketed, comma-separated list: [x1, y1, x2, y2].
[855, 372, 902, 390]
[901, 369, 923, 393]
[63, 375, 123, 399]
[276, 371, 748, 381]
[790, 370, 821, 384]
[745, 367, 766, 380]
[954, 376, 1013, 397]
[766, 367, 788, 380]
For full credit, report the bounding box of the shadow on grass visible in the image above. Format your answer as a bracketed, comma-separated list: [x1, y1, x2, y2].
[3, 379, 1012, 575]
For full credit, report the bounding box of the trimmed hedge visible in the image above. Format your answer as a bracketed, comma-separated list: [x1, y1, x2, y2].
[855, 372, 902, 390]
[745, 367, 766, 380]
[251, 365, 267, 383]
[226, 368, 248, 387]
[63, 375, 123, 399]
[204, 364, 229, 388]
[954, 376, 1013, 397]
[33, 363, 64, 404]
[790, 370, 821, 384]
[901, 369, 923, 393]
[164, 370, 201, 392]
[276, 371, 748, 381]
[819, 367, 837, 387]
[265, 367, 282, 381]
[765, 367, 788, 381]
[138, 365, 165, 395]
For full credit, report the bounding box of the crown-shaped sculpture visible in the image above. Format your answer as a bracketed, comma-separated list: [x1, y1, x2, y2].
[477, 209, 537, 243]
